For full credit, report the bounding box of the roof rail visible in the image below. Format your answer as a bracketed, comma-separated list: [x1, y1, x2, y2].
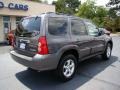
[40, 12, 72, 16]
[47, 12, 72, 15]
[38, 12, 55, 15]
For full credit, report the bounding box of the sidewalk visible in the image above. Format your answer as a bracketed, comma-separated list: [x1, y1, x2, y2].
[0, 45, 11, 54]
[110, 32, 120, 37]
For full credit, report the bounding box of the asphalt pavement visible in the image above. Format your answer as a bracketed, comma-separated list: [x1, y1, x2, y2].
[0, 36, 120, 90]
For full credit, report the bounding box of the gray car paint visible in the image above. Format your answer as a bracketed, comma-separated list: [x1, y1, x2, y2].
[10, 13, 113, 71]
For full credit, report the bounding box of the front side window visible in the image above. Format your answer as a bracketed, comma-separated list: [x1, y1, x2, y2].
[71, 19, 87, 35]
[48, 17, 68, 36]
[85, 21, 99, 36]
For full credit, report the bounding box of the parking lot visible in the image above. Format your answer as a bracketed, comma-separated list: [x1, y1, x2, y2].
[0, 36, 120, 90]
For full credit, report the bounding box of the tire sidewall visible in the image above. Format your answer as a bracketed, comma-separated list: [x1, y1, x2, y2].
[57, 54, 77, 81]
[103, 43, 112, 60]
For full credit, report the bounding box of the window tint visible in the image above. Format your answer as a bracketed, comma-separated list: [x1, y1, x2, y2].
[71, 19, 86, 35]
[85, 21, 99, 36]
[21, 17, 41, 32]
[48, 17, 68, 36]
[16, 17, 41, 37]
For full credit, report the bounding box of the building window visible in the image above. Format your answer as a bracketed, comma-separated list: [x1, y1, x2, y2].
[3, 16, 11, 40]
[3, 16, 11, 33]
[3, 16, 10, 21]
[16, 17, 22, 25]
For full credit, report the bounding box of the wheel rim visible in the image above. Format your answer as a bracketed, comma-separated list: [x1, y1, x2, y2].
[63, 59, 75, 78]
[107, 46, 111, 58]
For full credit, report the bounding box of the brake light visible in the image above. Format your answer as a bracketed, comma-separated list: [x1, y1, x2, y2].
[38, 36, 49, 55]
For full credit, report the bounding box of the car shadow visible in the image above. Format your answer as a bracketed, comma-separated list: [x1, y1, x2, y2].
[0, 41, 9, 46]
[15, 55, 118, 90]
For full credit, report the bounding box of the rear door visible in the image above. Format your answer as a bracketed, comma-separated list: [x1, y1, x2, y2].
[84, 21, 105, 54]
[70, 18, 93, 59]
[46, 16, 70, 54]
[14, 17, 41, 57]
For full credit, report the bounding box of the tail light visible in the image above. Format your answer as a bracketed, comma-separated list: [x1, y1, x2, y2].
[38, 36, 49, 55]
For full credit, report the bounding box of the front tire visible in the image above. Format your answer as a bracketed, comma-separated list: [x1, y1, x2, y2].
[56, 54, 77, 82]
[102, 43, 112, 60]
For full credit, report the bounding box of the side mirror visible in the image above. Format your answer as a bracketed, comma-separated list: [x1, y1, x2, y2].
[98, 30, 103, 36]
[94, 28, 102, 37]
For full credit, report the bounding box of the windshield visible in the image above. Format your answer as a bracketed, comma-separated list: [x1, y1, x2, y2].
[15, 17, 41, 37]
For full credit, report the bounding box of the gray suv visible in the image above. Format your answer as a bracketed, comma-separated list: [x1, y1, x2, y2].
[10, 12, 113, 81]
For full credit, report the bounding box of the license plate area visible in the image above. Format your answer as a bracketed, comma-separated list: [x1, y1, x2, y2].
[20, 43, 26, 49]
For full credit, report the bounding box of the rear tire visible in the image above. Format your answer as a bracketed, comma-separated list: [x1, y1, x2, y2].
[56, 54, 77, 82]
[102, 43, 112, 60]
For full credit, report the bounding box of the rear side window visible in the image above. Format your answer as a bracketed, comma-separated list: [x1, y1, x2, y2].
[48, 17, 68, 36]
[71, 19, 87, 35]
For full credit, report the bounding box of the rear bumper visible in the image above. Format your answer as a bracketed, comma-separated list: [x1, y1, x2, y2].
[10, 50, 58, 71]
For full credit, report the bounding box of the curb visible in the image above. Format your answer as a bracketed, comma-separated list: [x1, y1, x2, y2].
[110, 34, 120, 37]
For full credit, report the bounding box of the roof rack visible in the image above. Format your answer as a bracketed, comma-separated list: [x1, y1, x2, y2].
[38, 12, 73, 17]
[45, 12, 72, 16]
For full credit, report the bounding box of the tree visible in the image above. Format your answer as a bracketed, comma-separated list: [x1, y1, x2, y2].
[107, 0, 120, 11]
[77, 0, 96, 19]
[52, 0, 81, 14]
[77, 0, 108, 27]
[107, 0, 119, 17]
[106, 0, 120, 32]
[94, 7, 108, 27]
[42, 0, 48, 4]
[108, 9, 117, 18]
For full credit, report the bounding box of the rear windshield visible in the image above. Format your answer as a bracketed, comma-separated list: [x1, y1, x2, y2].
[15, 17, 41, 37]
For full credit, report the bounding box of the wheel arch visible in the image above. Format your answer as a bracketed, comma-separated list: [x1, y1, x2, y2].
[57, 49, 79, 68]
[107, 40, 113, 49]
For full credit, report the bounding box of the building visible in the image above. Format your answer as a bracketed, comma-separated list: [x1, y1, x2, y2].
[0, 0, 55, 42]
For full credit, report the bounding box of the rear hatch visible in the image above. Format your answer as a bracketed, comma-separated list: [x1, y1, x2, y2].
[14, 17, 41, 57]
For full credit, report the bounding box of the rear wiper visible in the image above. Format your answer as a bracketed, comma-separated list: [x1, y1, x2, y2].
[35, 16, 39, 20]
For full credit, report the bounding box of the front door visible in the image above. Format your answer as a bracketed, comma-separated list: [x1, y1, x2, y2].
[84, 21, 105, 54]
[70, 19, 92, 59]
[92, 36, 105, 53]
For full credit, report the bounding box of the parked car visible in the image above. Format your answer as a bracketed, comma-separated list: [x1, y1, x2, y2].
[7, 30, 15, 45]
[99, 28, 111, 36]
[10, 12, 113, 81]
